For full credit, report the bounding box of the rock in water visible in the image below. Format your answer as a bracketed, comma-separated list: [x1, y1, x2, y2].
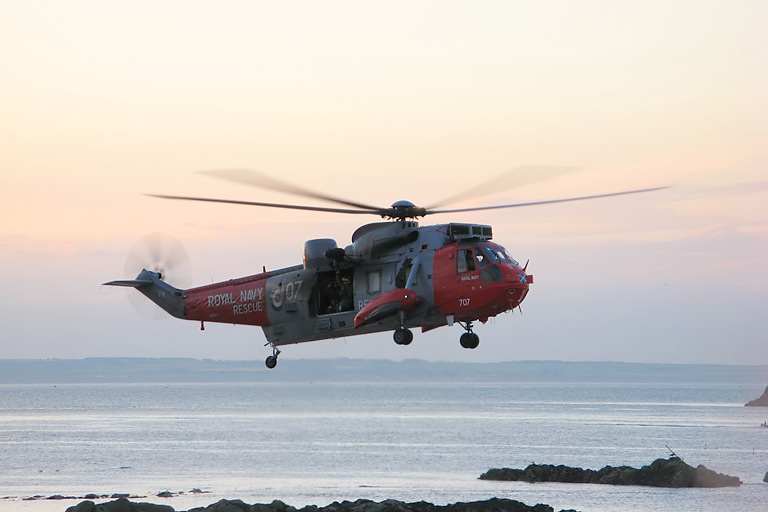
[188, 499, 279, 512]
[65, 497, 175, 512]
[745, 386, 768, 406]
[479, 457, 742, 488]
[634, 457, 743, 488]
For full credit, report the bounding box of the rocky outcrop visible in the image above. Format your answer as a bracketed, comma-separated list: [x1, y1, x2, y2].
[479, 457, 741, 488]
[196, 498, 569, 512]
[65, 498, 571, 512]
[745, 386, 768, 406]
[66, 497, 174, 512]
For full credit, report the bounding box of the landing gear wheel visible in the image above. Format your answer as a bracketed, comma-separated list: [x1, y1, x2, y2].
[459, 321, 479, 349]
[264, 346, 281, 369]
[393, 327, 413, 345]
[460, 332, 479, 349]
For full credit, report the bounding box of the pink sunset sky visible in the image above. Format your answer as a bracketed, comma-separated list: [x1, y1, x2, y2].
[1, 1, 766, 364]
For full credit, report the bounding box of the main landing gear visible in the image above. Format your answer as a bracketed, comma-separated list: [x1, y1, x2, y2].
[459, 321, 479, 349]
[265, 343, 281, 369]
[393, 310, 413, 346]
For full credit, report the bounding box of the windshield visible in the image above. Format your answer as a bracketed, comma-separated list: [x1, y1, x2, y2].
[480, 243, 519, 266]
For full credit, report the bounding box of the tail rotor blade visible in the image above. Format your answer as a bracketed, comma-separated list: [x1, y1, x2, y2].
[124, 233, 192, 288]
[121, 233, 192, 319]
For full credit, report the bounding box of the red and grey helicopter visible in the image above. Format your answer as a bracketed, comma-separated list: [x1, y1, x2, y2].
[105, 168, 665, 368]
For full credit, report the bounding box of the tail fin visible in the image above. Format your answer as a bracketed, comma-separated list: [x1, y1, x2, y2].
[104, 269, 186, 319]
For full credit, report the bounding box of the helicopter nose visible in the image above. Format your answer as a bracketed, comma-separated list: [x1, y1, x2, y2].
[505, 267, 532, 308]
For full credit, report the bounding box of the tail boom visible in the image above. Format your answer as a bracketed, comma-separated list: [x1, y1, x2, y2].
[184, 274, 270, 326]
[104, 270, 186, 319]
[106, 267, 296, 327]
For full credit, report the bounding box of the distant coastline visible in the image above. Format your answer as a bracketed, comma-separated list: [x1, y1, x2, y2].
[0, 357, 766, 386]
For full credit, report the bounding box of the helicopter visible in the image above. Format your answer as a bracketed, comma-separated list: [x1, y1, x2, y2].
[105, 168, 666, 368]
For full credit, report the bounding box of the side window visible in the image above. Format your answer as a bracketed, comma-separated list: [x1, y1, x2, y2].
[367, 270, 381, 293]
[456, 249, 476, 274]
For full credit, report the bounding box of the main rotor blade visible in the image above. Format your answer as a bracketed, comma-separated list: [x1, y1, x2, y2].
[426, 186, 670, 215]
[146, 194, 382, 215]
[426, 165, 581, 209]
[200, 169, 384, 212]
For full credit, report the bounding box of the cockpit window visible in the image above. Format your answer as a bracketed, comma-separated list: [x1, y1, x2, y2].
[491, 248, 508, 262]
[474, 247, 492, 268]
[458, 244, 518, 273]
[503, 250, 519, 266]
[483, 243, 519, 266]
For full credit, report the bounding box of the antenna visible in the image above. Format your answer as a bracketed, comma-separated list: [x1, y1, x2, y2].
[665, 444, 680, 460]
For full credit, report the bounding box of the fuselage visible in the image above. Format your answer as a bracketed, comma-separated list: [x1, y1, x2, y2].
[181, 221, 531, 346]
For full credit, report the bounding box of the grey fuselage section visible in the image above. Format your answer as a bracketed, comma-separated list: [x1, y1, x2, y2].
[261, 221, 490, 346]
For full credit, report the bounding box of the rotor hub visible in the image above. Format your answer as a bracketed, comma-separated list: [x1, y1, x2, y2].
[386, 200, 427, 220]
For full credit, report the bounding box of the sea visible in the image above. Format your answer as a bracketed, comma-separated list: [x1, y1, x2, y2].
[1, 359, 767, 512]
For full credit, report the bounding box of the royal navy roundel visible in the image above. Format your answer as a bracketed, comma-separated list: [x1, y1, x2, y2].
[271, 287, 284, 311]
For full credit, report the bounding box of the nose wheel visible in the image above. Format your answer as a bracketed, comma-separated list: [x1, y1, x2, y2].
[459, 322, 480, 349]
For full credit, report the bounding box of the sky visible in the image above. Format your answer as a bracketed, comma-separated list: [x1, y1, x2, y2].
[1, 0, 766, 364]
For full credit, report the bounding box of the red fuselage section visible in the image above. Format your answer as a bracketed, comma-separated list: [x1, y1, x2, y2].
[433, 241, 531, 323]
[185, 272, 270, 326]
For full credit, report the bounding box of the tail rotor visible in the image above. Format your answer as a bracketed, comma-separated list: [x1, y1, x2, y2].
[121, 233, 192, 319]
[124, 232, 192, 287]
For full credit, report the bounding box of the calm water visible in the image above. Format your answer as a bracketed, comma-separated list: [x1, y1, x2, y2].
[1, 378, 767, 512]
